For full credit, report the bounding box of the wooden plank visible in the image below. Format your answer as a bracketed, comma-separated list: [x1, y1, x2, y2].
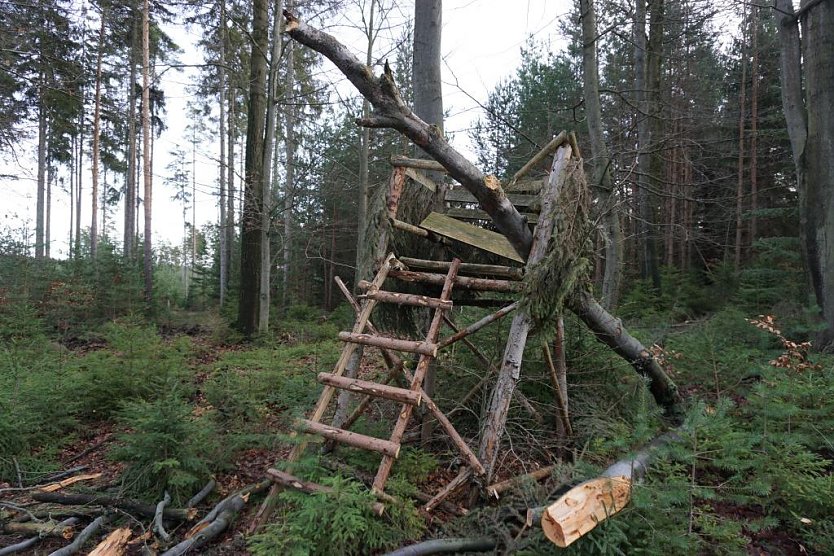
[446, 207, 539, 225]
[444, 189, 538, 210]
[405, 167, 437, 192]
[505, 177, 544, 193]
[419, 212, 525, 263]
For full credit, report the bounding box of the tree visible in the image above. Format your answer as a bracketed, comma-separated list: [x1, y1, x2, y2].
[238, 0, 270, 336]
[142, 0, 153, 302]
[775, 0, 834, 349]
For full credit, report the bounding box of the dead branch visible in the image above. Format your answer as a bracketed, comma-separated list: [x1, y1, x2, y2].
[48, 514, 108, 556]
[383, 536, 496, 556]
[30, 492, 195, 521]
[153, 491, 171, 542]
[186, 479, 216, 508]
[0, 518, 78, 556]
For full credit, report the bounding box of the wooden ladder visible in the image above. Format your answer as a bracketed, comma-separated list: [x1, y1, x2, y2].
[280, 254, 484, 504]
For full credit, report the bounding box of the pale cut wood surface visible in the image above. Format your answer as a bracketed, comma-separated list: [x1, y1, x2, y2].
[541, 476, 631, 547]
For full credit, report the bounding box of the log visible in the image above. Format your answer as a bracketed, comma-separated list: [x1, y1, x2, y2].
[338, 331, 438, 357]
[2, 520, 75, 539]
[388, 269, 522, 293]
[0, 518, 78, 556]
[383, 537, 496, 556]
[389, 154, 447, 173]
[538, 432, 681, 547]
[390, 218, 446, 244]
[30, 492, 195, 521]
[486, 465, 556, 499]
[186, 479, 216, 508]
[404, 167, 438, 192]
[48, 514, 108, 556]
[511, 131, 568, 185]
[185, 480, 271, 552]
[87, 527, 131, 556]
[358, 289, 453, 310]
[153, 490, 171, 542]
[317, 373, 422, 406]
[542, 338, 573, 437]
[419, 391, 484, 476]
[398, 257, 524, 280]
[282, 11, 533, 258]
[297, 419, 400, 458]
[267, 468, 390, 514]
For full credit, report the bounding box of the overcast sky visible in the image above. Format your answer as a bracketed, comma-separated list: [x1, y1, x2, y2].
[3, 0, 578, 257]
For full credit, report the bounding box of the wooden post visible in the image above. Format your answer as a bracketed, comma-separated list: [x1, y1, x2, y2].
[477, 145, 574, 484]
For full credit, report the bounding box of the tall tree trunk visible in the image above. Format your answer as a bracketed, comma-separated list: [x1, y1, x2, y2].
[734, 5, 748, 271]
[35, 87, 46, 260]
[218, 0, 228, 306]
[354, 0, 375, 288]
[259, 0, 284, 332]
[75, 108, 83, 259]
[226, 78, 236, 300]
[124, 4, 139, 258]
[141, 0, 153, 303]
[749, 7, 759, 245]
[282, 31, 296, 309]
[46, 155, 53, 258]
[238, 0, 269, 336]
[579, 0, 620, 310]
[91, 9, 106, 259]
[775, 0, 834, 349]
[634, 0, 662, 290]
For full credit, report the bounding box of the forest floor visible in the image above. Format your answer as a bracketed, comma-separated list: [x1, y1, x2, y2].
[2, 300, 834, 554]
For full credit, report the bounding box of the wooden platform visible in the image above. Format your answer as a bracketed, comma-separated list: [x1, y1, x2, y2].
[418, 212, 525, 263]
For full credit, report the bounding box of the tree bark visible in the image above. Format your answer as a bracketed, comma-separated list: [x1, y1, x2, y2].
[775, 0, 834, 349]
[735, 5, 748, 270]
[354, 0, 376, 287]
[282, 26, 296, 309]
[218, 0, 228, 305]
[141, 0, 152, 301]
[259, 0, 284, 332]
[35, 85, 46, 259]
[749, 7, 759, 244]
[238, 0, 269, 336]
[579, 0, 621, 310]
[90, 9, 105, 259]
[124, 4, 138, 258]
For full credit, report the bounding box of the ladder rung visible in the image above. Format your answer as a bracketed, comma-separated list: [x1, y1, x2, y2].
[337, 332, 438, 357]
[317, 373, 422, 406]
[296, 419, 400, 458]
[358, 289, 453, 310]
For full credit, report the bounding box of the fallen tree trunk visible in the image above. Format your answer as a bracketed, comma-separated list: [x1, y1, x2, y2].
[0, 518, 78, 556]
[2, 520, 75, 538]
[280, 10, 681, 418]
[537, 431, 681, 547]
[383, 537, 496, 556]
[30, 491, 194, 521]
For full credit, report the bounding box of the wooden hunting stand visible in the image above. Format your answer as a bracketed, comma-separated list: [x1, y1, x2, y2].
[252, 10, 682, 532]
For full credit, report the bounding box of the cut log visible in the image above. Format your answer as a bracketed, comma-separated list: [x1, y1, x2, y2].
[389, 269, 522, 293]
[337, 332, 438, 357]
[0, 518, 78, 556]
[538, 431, 681, 547]
[390, 154, 447, 173]
[296, 419, 400, 458]
[397, 257, 523, 280]
[419, 212, 524, 263]
[317, 373, 422, 406]
[511, 131, 567, 185]
[390, 218, 447, 244]
[88, 527, 131, 556]
[358, 289, 453, 310]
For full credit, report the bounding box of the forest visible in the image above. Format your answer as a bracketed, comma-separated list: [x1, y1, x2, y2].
[1, 0, 833, 554]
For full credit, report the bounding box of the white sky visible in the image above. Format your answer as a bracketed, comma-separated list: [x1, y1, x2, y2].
[1, 0, 573, 257]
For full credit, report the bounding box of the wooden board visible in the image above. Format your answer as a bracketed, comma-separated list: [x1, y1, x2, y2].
[418, 212, 525, 263]
[405, 167, 437, 192]
[444, 188, 539, 210]
[505, 177, 544, 193]
[446, 207, 539, 225]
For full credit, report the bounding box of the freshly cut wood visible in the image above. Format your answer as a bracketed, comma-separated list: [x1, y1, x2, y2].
[419, 212, 524, 263]
[444, 189, 538, 210]
[359, 289, 453, 310]
[338, 332, 438, 357]
[511, 131, 567, 185]
[541, 476, 631, 548]
[389, 269, 522, 293]
[405, 167, 437, 192]
[438, 301, 519, 348]
[539, 431, 681, 547]
[398, 257, 523, 280]
[390, 154, 447, 173]
[297, 419, 400, 458]
[31, 492, 195, 521]
[317, 373, 422, 406]
[486, 465, 556, 498]
[2, 520, 75, 539]
[88, 527, 131, 556]
[424, 467, 472, 512]
[446, 206, 538, 225]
